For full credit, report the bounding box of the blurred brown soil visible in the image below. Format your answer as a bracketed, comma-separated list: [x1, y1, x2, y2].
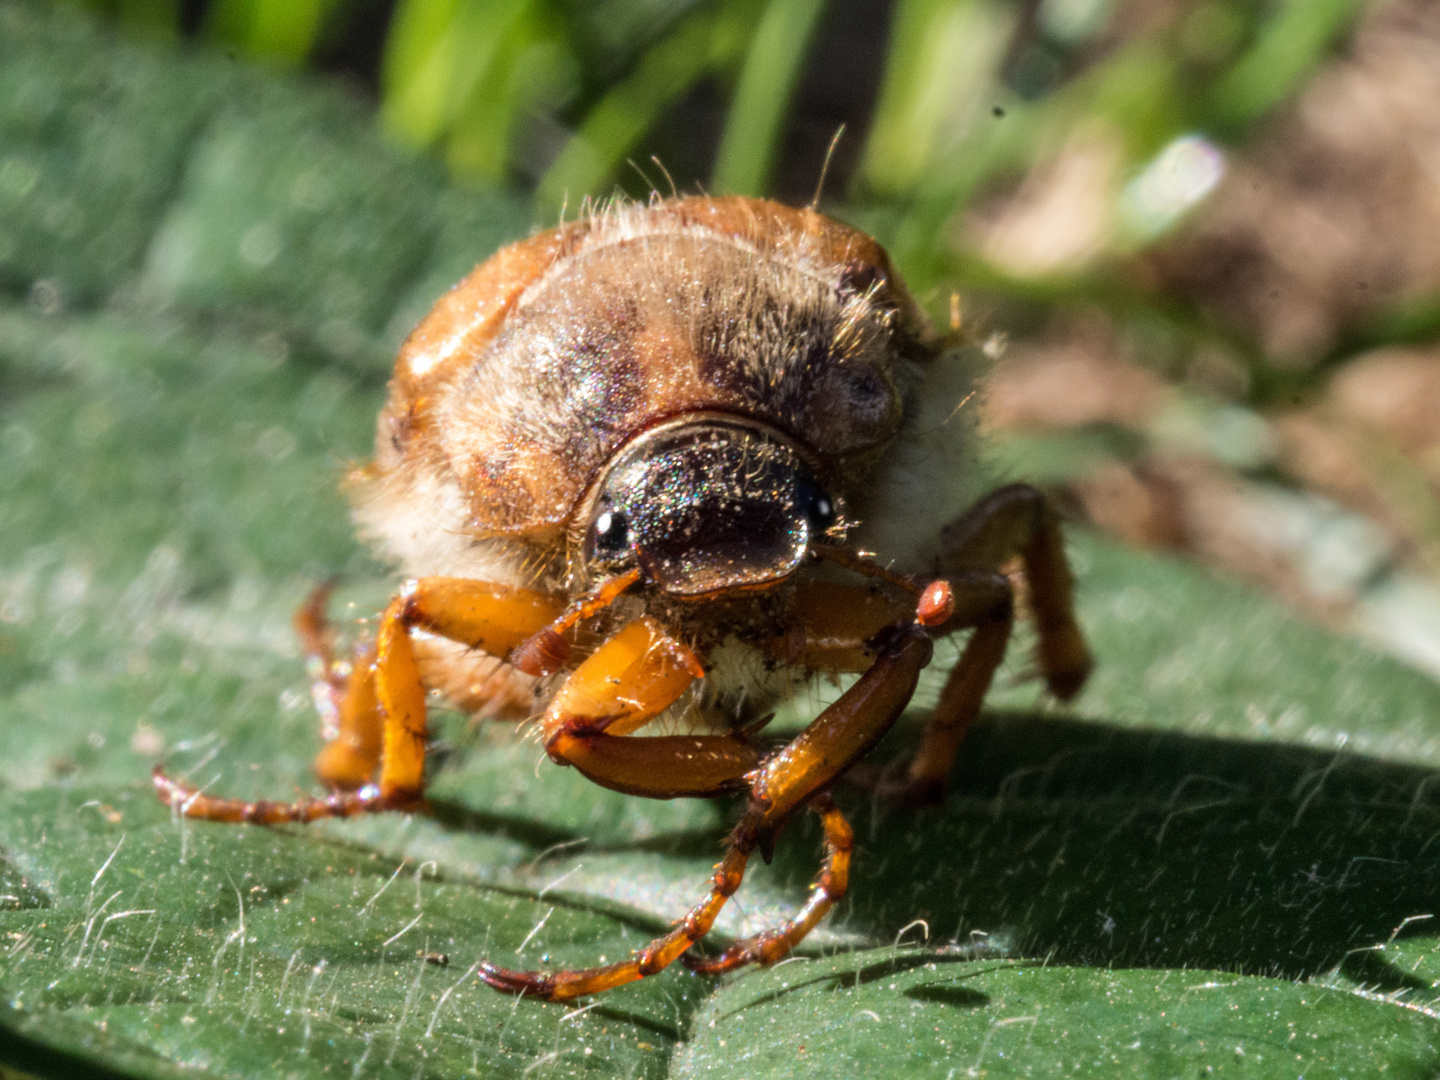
[974, 0, 1440, 654]
[1148, 0, 1440, 363]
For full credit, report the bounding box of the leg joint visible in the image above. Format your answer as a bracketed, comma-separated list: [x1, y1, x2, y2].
[394, 579, 422, 624]
[637, 945, 666, 976]
[714, 866, 744, 896]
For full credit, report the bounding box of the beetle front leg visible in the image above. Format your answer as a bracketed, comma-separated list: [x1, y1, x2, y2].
[481, 617, 933, 1001]
[541, 616, 762, 798]
[480, 839, 751, 1002]
[677, 622, 930, 977]
[154, 577, 563, 822]
[683, 793, 852, 975]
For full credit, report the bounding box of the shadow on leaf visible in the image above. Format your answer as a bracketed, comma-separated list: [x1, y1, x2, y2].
[744, 708, 1440, 980]
[902, 983, 991, 1008]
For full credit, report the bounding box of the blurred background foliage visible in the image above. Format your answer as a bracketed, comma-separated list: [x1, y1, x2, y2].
[61, 0, 1440, 677]
[69, 0, 1376, 297]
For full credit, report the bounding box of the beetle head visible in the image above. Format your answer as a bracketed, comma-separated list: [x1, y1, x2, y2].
[580, 415, 840, 597]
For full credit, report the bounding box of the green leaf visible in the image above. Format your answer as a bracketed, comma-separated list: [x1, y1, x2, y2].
[535, 1, 753, 211]
[4, 3, 1440, 1077]
[380, 0, 532, 148]
[856, 0, 1015, 199]
[1202, 0, 1368, 137]
[675, 952, 1440, 1077]
[0, 3, 230, 305]
[381, 0, 582, 185]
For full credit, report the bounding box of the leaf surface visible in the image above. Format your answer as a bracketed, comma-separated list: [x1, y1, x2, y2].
[2, 3, 1439, 1077]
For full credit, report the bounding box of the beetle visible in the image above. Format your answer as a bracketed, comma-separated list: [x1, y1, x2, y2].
[154, 196, 1092, 1002]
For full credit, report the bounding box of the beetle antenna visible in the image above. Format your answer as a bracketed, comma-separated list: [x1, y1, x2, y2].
[810, 124, 846, 210]
[811, 543, 920, 595]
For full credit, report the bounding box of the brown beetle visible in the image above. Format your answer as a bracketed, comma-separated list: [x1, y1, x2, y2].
[154, 196, 1092, 1001]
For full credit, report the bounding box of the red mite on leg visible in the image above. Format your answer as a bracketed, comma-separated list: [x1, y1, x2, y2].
[154, 196, 1092, 1001]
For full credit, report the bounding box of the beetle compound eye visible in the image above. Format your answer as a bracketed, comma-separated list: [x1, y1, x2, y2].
[592, 509, 629, 554]
[796, 473, 838, 533]
[812, 494, 836, 529]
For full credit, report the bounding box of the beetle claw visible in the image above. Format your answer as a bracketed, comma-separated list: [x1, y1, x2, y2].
[477, 961, 556, 999]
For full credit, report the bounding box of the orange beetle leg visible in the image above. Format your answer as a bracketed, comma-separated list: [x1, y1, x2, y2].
[749, 621, 932, 850]
[899, 571, 1015, 804]
[683, 794, 852, 975]
[676, 625, 930, 980]
[294, 580, 345, 738]
[477, 617, 756, 1001]
[480, 844, 751, 1002]
[540, 616, 762, 798]
[939, 483, 1092, 699]
[155, 577, 563, 822]
[481, 616, 935, 1001]
[312, 640, 382, 791]
[292, 581, 385, 791]
[151, 768, 386, 824]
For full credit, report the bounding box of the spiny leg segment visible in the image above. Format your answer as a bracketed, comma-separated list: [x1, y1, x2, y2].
[682, 794, 852, 975]
[480, 794, 854, 999]
[151, 769, 388, 824]
[937, 483, 1092, 698]
[479, 615, 935, 1000]
[479, 835, 751, 1001]
[154, 577, 565, 822]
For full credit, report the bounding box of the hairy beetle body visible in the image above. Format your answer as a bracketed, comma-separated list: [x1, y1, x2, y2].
[156, 196, 1092, 1002]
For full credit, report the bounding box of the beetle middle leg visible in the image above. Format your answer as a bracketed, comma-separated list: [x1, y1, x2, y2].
[936, 483, 1092, 697]
[154, 577, 564, 822]
[887, 484, 1093, 803]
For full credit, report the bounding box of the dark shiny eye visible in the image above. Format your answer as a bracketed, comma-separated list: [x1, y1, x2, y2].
[798, 476, 837, 532]
[592, 508, 629, 554]
[837, 260, 880, 298]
